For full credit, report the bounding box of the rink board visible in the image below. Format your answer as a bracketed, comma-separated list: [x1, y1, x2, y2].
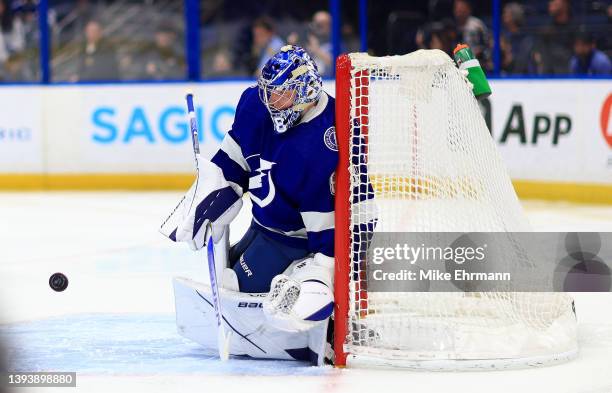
[0, 80, 610, 203]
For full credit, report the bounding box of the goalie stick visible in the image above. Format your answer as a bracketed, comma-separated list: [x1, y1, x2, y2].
[185, 91, 232, 361]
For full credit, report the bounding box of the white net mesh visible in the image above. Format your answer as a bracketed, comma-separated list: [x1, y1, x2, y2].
[342, 50, 578, 369]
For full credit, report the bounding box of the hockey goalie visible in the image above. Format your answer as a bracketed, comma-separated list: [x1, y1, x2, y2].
[160, 46, 336, 366]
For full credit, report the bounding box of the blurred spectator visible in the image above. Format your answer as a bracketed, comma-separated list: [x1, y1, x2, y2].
[453, 0, 489, 68]
[54, 0, 96, 44]
[428, 29, 451, 54]
[418, 19, 457, 57]
[288, 10, 357, 72]
[0, 33, 6, 64]
[14, 0, 38, 48]
[549, 0, 572, 25]
[415, 22, 429, 50]
[287, 11, 333, 76]
[500, 2, 533, 74]
[141, 23, 184, 80]
[306, 11, 333, 77]
[209, 49, 234, 77]
[1, 52, 34, 81]
[0, 0, 25, 63]
[530, 0, 574, 74]
[570, 32, 611, 75]
[13, 1, 41, 81]
[251, 16, 284, 76]
[341, 22, 360, 54]
[72, 20, 119, 81]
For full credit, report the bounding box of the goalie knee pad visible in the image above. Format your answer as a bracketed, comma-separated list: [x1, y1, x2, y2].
[294, 279, 334, 322]
[221, 268, 239, 292]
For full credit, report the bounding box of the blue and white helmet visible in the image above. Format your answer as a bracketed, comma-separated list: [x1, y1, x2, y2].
[258, 45, 323, 133]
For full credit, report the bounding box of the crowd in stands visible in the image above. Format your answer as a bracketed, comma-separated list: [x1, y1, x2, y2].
[0, 0, 39, 81]
[0, 0, 187, 81]
[414, 0, 611, 75]
[0, 0, 610, 82]
[201, 2, 347, 78]
[50, 0, 185, 81]
[500, 0, 611, 74]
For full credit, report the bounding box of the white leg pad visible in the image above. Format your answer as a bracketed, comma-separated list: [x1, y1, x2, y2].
[173, 276, 328, 365]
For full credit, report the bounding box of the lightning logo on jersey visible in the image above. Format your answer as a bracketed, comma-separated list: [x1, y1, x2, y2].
[248, 156, 276, 208]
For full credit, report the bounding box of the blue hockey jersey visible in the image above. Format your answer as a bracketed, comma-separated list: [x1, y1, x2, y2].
[211, 86, 337, 258]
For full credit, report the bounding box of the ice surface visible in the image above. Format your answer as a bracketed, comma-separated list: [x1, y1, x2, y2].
[1, 192, 611, 393]
[3, 313, 327, 375]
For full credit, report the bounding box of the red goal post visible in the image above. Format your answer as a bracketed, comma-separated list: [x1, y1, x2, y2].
[333, 53, 352, 367]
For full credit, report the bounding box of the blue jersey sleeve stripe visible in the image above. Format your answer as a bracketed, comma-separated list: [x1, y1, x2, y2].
[300, 211, 334, 233]
[211, 150, 249, 192]
[220, 133, 251, 172]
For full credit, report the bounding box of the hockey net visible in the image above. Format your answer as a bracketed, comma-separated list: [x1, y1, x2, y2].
[333, 50, 578, 369]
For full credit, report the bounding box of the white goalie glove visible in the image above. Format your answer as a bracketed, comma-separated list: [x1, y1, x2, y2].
[263, 253, 334, 332]
[160, 156, 243, 250]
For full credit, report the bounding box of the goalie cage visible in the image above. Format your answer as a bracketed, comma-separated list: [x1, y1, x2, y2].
[332, 50, 578, 370]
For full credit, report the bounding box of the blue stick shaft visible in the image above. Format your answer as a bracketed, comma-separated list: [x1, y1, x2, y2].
[186, 93, 200, 155]
[207, 237, 223, 328]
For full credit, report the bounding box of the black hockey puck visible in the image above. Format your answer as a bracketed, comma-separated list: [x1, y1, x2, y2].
[49, 272, 68, 292]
